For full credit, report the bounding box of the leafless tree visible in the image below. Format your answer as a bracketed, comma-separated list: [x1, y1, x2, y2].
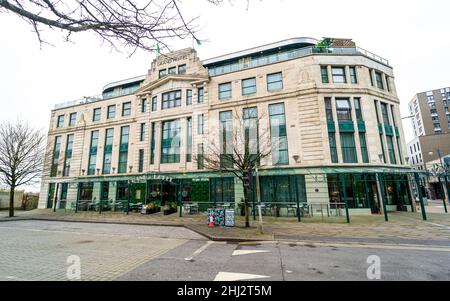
[0, 121, 46, 217]
[196, 107, 272, 228]
[0, 0, 231, 56]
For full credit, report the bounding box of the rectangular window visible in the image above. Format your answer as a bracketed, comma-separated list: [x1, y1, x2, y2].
[161, 120, 181, 164]
[186, 90, 192, 106]
[332, 67, 347, 83]
[354, 98, 363, 121]
[178, 64, 187, 74]
[168, 66, 176, 75]
[140, 123, 146, 142]
[69, 113, 77, 126]
[152, 96, 157, 112]
[162, 90, 181, 109]
[340, 133, 357, 163]
[107, 105, 116, 119]
[159, 69, 167, 78]
[186, 117, 192, 163]
[79, 183, 94, 201]
[359, 133, 369, 163]
[219, 82, 232, 100]
[336, 98, 352, 121]
[63, 134, 74, 177]
[198, 114, 204, 135]
[57, 115, 64, 128]
[321, 66, 329, 83]
[269, 103, 289, 165]
[375, 71, 384, 89]
[349, 67, 357, 84]
[198, 87, 204, 103]
[197, 143, 204, 170]
[267, 72, 283, 91]
[118, 126, 129, 173]
[138, 149, 144, 173]
[150, 122, 156, 165]
[329, 133, 338, 163]
[122, 102, 131, 116]
[381, 103, 390, 125]
[219, 111, 233, 168]
[243, 107, 259, 161]
[386, 136, 397, 164]
[116, 181, 129, 201]
[51, 136, 62, 177]
[141, 98, 147, 113]
[242, 78, 257, 96]
[325, 97, 333, 122]
[93, 108, 101, 122]
[102, 128, 114, 174]
[87, 131, 99, 175]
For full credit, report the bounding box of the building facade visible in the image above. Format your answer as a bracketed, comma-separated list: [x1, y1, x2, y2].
[39, 37, 415, 215]
[407, 87, 450, 169]
[406, 87, 450, 199]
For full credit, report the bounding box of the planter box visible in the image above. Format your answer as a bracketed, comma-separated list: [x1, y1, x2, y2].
[163, 208, 177, 216]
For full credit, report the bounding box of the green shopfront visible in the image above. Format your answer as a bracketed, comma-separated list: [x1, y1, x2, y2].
[52, 166, 423, 217]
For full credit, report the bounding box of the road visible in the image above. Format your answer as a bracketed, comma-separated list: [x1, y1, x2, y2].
[0, 220, 449, 281]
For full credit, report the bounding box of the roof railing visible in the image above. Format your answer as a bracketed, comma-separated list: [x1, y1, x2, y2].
[208, 46, 390, 77]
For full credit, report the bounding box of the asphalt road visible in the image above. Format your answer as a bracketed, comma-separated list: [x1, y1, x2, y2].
[0, 220, 449, 281]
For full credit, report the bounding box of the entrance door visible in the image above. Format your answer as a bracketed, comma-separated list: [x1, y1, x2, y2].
[47, 183, 55, 209]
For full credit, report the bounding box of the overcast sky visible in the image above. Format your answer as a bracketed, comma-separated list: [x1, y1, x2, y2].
[1, 0, 449, 191]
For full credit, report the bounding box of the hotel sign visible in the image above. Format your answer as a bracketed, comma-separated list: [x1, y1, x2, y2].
[157, 54, 189, 67]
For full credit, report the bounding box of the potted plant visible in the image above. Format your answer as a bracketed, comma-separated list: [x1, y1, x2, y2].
[163, 202, 178, 215]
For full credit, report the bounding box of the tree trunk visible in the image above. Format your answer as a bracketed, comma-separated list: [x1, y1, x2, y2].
[9, 186, 15, 218]
[243, 185, 250, 228]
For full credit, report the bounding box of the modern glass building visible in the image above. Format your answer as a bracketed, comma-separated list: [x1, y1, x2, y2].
[39, 37, 419, 216]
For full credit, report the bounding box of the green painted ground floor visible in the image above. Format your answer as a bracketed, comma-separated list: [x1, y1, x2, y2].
[39, 167, 427, 216]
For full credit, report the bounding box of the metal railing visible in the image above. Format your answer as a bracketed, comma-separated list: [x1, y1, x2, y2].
[208, 46, 390, 77]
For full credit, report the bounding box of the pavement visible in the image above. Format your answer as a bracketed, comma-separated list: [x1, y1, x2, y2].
[2, 207, 450, 244]
[0, 219, 449, 281]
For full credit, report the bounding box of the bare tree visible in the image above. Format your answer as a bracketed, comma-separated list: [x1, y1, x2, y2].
[197, 107, 271, 228]
[0, 0, 228, 55]
[0, 121, 46, 217]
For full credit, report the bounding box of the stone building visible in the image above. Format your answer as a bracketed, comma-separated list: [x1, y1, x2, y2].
[38, 37, 417, 215]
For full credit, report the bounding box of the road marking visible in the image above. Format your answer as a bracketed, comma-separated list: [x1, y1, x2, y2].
[184, 241, 215, 261]
[214, 272, 270, 281]
[427, 222, 450, 230]
[232, 250, 269, 256]
[282, 241, 450, 252]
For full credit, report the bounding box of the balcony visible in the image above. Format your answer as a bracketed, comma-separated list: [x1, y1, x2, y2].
[207, 46, 390, 77]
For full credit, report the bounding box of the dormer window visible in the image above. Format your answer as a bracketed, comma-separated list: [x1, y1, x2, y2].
[159, 69, 167, 78]
[178, 64, 186, 74]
